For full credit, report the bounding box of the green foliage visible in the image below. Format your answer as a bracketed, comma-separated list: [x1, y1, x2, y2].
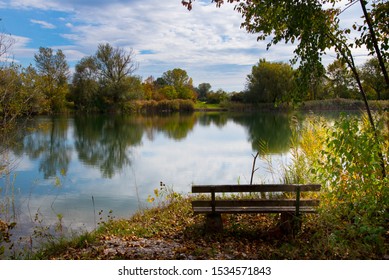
[100, 183, 189, 238]
[129, 99, 195, 114]
[71, 43, 140, 112]
[318, 114, 388, 225]
[0, 65, 45, 128]
[186, 0, 389, 109]
[286, 112, 389, 255]
[355, 1, 389, 60]
[0, 65, 25, 126]
[71, 56, 100, 112]
[360, 58, 389, 100]
[34, 47, 70, 113]
[162, 68, 191, 88]
[159, 85, 178, 100]
[206, 89, 228, 104]
[161, 68, 196, 100]
[325, 59, 358, 99]
[71, 52, 196, 112]
[196, 82, 212, 100]
[245, 59, 296, 104]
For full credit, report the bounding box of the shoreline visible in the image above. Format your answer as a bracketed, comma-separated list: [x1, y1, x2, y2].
[223, 99, 389, 112]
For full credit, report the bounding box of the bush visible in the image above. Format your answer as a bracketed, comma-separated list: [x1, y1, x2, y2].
[317, 114, 388, 226]
[178, 99, 195, 112]
[286, 112, 389, 256]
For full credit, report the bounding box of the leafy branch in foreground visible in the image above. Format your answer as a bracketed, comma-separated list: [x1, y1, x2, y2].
[182, 0, 388, 177]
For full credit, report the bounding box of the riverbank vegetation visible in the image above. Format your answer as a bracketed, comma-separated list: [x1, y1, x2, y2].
[1, 42, 388, 122]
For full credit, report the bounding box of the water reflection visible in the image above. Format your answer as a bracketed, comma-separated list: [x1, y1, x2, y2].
[139, 113, 197, 141]
[13, 117, 72, 179]
[9, 112, 294, 179]
[197, 112, 229, 128]
[231, 112, 291, 154]
[0, 111, 299, 249]
[74, 115, 143, 178]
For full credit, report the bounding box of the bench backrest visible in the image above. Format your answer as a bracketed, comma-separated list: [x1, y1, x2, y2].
[192, 184, 321, 215]
[192, 184, 321, 194]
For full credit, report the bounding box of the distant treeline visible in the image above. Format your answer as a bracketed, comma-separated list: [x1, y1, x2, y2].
[1, 41, 388, 129]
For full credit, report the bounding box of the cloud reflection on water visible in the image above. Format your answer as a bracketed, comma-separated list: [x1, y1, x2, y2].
[1, 112, 292, 241]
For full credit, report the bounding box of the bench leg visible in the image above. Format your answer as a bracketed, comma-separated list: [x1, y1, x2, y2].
[205, 213, 223, 232]
[280, 212, 301, 235]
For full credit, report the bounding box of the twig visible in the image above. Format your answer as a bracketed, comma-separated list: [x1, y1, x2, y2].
[92, 196, 96, 230]
[250, 151, 260, 185]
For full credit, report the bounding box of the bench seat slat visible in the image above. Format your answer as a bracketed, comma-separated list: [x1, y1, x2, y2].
[192, 199, 320, 207]
[192, 206, 318, 214]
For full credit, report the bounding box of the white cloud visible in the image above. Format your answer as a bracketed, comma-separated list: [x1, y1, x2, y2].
[3, 34, 36, 62]
[9, 0, 73, 11]
[30, 19, 56, 29]
[54, 1, 273, 90]
[4, 0, 371, 91]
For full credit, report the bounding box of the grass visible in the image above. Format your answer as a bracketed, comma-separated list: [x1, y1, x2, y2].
[297, 98, 389, 111]
[194, 99, 389, 112]
[194, 101, 227, 111]
[29, 189, 388, 260]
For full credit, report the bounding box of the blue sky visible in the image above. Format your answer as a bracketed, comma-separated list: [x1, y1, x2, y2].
[0, 0, 368, 91]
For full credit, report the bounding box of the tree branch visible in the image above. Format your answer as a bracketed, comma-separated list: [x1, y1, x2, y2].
[359, 0, 389, 90]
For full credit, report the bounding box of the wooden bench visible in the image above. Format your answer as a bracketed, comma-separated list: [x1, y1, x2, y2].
[191, 184, 321, 233]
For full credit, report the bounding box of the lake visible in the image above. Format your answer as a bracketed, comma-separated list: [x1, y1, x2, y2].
[0, 111, 341, 251]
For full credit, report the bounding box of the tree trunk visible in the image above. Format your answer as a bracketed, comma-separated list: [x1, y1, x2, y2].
[328, 33, 386, 178]
[359, 0, 389, 90]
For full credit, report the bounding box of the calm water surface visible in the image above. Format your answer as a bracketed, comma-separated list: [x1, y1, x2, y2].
[1, 111, 342, 248]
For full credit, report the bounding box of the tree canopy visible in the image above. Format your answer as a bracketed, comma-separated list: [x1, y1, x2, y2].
[246, 59, 295, 104]
[183, 0, 388, 176]
[34, 47, 70, 113]
[183, 1, 388, 95]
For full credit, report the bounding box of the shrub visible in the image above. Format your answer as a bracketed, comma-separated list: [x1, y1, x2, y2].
[126, 100, 194, 114]
[286, 112, 389, 256]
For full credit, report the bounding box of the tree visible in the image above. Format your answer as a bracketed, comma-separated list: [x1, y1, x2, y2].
[159, 85, 178, 100]
[326, 59, 358, 99]
[183, 0, 387, 177]
[0, 65, 22, 127]
[1, 67, 43, 130]
[161, 68, 196, 100]
[71, 43, 140, 112]
[0, 32, 18, 128]
[95, 43, 138, 85]
[360, 57, 388, 100]
[34, 47, 70, 113]
[94, 43, 139, 110]
[143, 76, 156, 100]
[206, 88, 228, 104]
[72, 56, 99, 111]
[162, 68, 190, 87]
[0, 31, 14, 64]
[246, 59, 295, 104]
[357, 1, 389, 89]
[124, 76, 144, 101]
[196, 83, 212, 100]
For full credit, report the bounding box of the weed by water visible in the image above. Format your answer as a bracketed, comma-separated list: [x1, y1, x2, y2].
[99, 184, 193, 238]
